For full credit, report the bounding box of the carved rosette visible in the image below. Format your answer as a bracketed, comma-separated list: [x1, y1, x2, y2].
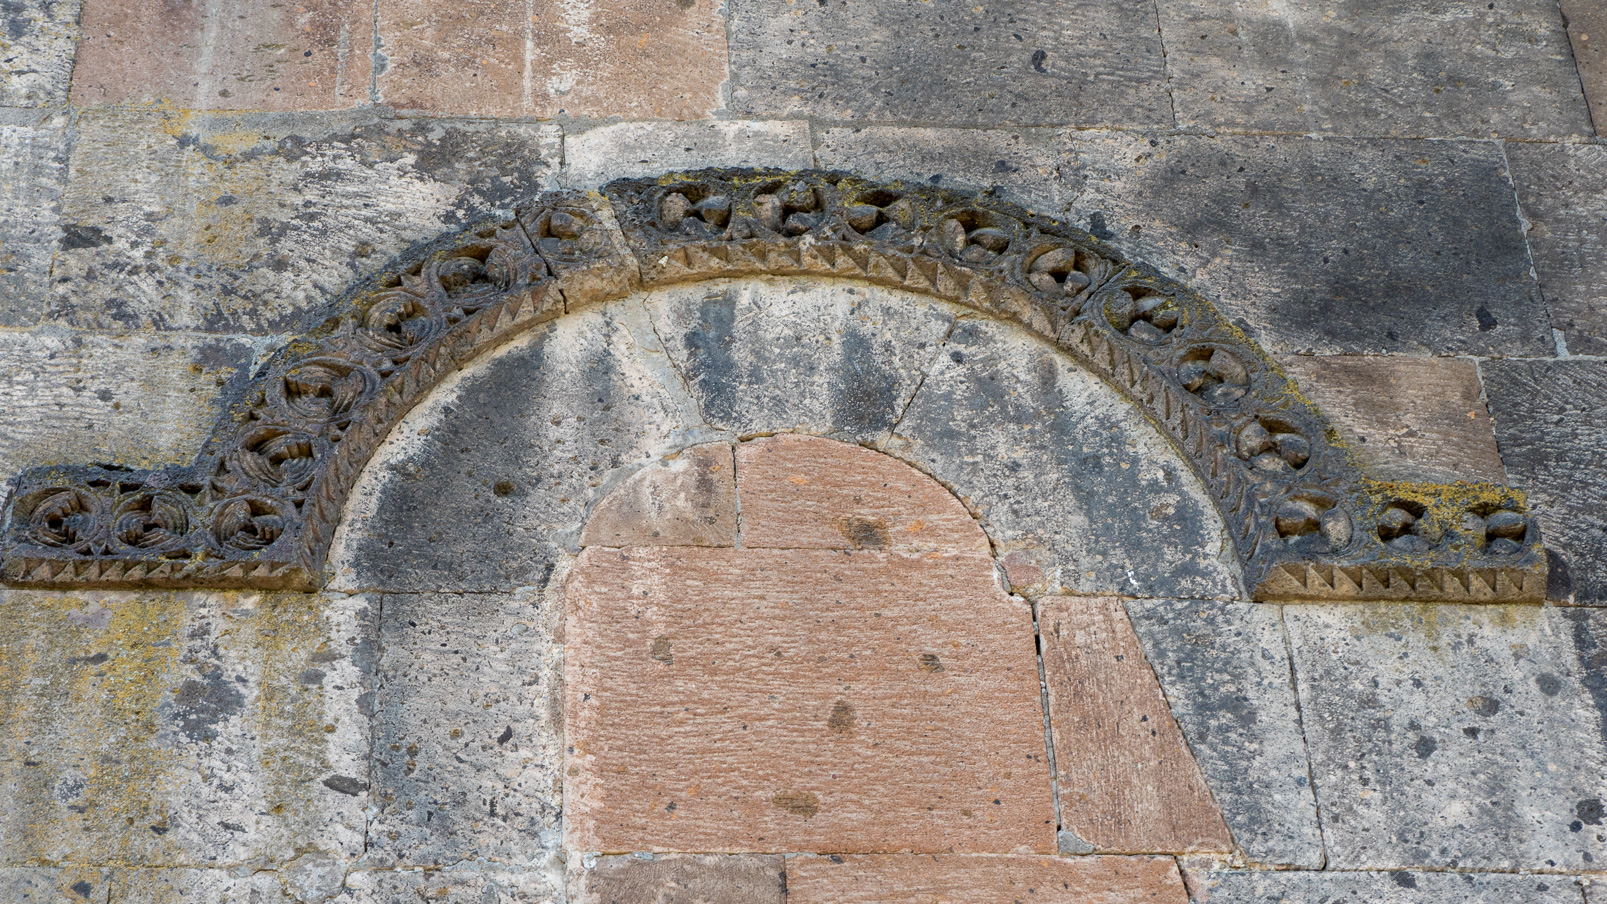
[1, 170, 1545, 601]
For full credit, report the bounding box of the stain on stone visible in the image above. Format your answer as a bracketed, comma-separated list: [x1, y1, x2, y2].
[827, 699, 856, 736]
[650, 636, 674, 664]
[171, 670, 247, 742]
[69, 651, 109, 666]
[1030, 49, 1048, 73]
[836, 515, 890, 548]
[298, 668, 326, 686]
[497, 725, 514, 745]
[1088, 212, 1113, 240]
[1389, 871, 1418, 889]
[1468, 695, 1502, 717]
[1536, 672, 1563, 697]
[1476, 305, 1499, 331]
[493, 480, 516, 496]
[772, 790, 821, 817]
[1579, 798, 1605, 826]
[61, 224, 113, 250]
[684, 296, 741, 424]
[832, 330, 900, 435]
[322, 775, 368, 796]
[70, 880, 93, 899]
[1412, 734, 1438, 758]
[918, 653, 945, 673]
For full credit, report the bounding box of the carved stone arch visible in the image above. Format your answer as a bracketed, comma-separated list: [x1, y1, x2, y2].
[0, 169, 1546, 601]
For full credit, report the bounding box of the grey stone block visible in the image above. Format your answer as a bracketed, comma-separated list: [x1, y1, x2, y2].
[368, 590, 562, 868]
[1482, 359, 1607, 605]
[341, 866, 557, 903]
[0, 114, 69, 327]
[815, 126, 1074, 214]
[1125, 600, 1323, 867]
[1158, 0, 1593, 139]
[49, 109, 561, 334]
[563, 121, 813, 190]
[1063, 133, 1550, 356]
[886, 316, 1240, 600]
[0, 867, 111, 904]
[569, 854, 785, 904]
[726, 0, 1171, 128]
[115, 868, 294, 903]
[1184, 868, 1583, 903]
[646, 280, 955, 444]
[327, 301, 697, 593]
[1508, 142, 1607, 355]
[0, 0, 80, 107]
[1285, 604, 1607, 870]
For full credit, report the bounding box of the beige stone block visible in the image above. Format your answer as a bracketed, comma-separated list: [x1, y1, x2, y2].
[581, 443, 737, 548]
[564, 546, 1052, 853]
[736, 435, 986, 553]
[785, 853, 1189, 904]
[563, 121, 813, 190]
[376, 0, 527, 116]
[569, 854, 784, 904]
[1040, 596, 1233, 855]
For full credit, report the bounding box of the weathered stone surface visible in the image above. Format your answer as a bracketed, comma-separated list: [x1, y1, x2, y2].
[736, 435, 986, 554]
[887, 316, 1239, 600]
[815, 127, 1074, 214]
[368, 590, 562, 869]
[328, 300, 696, 593]
[1125, 600, 1323, 868]
[343, 866, 557, 903]
[563, 122, 813, 190]
[1184, 869, 1583, 904]
[0, 115, 69, 327]
[1565, 0, 1607, 134]
[564, 547, 1052, 853]
[1482, 360, 1607, 604]
[0, 589, 373, 866]
[0, 867, 112, 904]
[1285, 604, 1607, 870]
[0, 0, 79, 106]
[1065, 134, 1549, 356]
[1508, 143, 1607, 355]
[726, 0, 1170, 128]
[569, 854, 785, 904]
[1280, 356, 1505, 484]
[1158, 0, 1592, 138]
[50, 108, 560, 333]
[1040, 596, 1233, 855]
[787, 854, 1188, 903]
[646, 280, 953, 444]
[372, 0, 526, 117]
[580, 443, 737, 548]
[115, 868, 293, 903]
[72, 0, 371, 110]
[0, 329, 254, 481]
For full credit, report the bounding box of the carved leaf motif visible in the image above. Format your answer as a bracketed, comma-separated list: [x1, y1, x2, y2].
[26, 488, 102, 551]
[275, 358, 378, 425]
[112, 491, 193, 553]
[212, 496, 289, 552]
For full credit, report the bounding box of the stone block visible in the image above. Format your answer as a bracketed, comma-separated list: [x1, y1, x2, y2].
[72, 0, 371, 110]
[0, 114, 69, 327]
[1064, 133, 1550, 356]
[1279, 356, 1505, 484]
[373, 0, 526, 116]
[1508, 143, 1607, 355]
[645, 280, 953, 444]
[786, 854, 1189, 904]
[563, 546, 1053, 853]
[815, 127, 1075, 214]
[569, 854, 785, 904]
[1125, 600, 1323, 868]
[1157, 0, 1593, 139]
[1565, 0, 1607, 134]
[115, 868, 294, 903]
[0, 0, 79, 106]
[0, 329, 254, 483]
[0, 589, 373, 867]
[726, 0, 1170, 128]
[343, 866, 556, 903]
[368, 590, 562, 868]
[563, 121, 813, 190]
[49, 108, 560, 333]
[328, 300, 697, 593]
[0, 867, 112, 904]
[735, 435, 987, 554]
[886, 316, 1239, 600]
[1040, 596, 1233, 854]
[1184, 869, 1583, 904]
[580, 443, 737, 548]
[1481, 359, 1607, 604]
[1284, 604, 1607, 870]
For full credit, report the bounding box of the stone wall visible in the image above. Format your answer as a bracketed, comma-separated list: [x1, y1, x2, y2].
[1, 1, 1606, 902]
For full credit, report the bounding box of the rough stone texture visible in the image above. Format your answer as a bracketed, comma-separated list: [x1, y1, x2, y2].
[787, 854, 1189, 904]
[115, 868, 294, 903]
[815, 127, 1074, 214]
[569, 854, 785, 904]
[887, 316, 1239, 600]
[1184, 869, 1584, 904]
[0, 867, 112, 904]
[564, 547, 1052, 853]
[1508, 143, 1607, 355]
[1124, 600, 1323, 868]
[372, 0, 526, 117]
[1065, 134, 1550, 356]
[580, 443, 737, 548]
[726, 0, 1170, 128]
[0, 329, 254, 481]
[1280, 356, 1505, 484]
[0, 589, 373, 867]
[1482, 360, 1607, 605]
[0, 0, 79, 106]
[1157, 0, 1593, 139]
[343, 866, 557, 903]
[368, 590, 563, 870]
[1285, 604, 1607, 870]
[71, 0, 372, 110]
[563, 122, 813, 190]
[736, 435, 986, 554]
[0, 115, 69, 327]
[49, 108, 560, 333]
[1040, 596, 1233, 855]
[328, 300, 695, 593]
[646, 280, 953, 444]
[1563, 0, 1607, 134]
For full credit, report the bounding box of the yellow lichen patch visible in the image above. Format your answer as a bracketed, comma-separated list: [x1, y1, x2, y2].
[1349, 601, 1536, 651]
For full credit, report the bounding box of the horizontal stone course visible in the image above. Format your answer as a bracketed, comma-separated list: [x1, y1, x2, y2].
[787, 854, 1189, 903]
[1185, 869, 1585, 903]
[569, 854, 784, 904]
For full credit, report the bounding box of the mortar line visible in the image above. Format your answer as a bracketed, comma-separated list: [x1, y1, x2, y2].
[1496, 137, 1562, 361]
[1277, 602, 1329, 870]
[881, 309, 961, 448]
[1149, 0, 1180, 130]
